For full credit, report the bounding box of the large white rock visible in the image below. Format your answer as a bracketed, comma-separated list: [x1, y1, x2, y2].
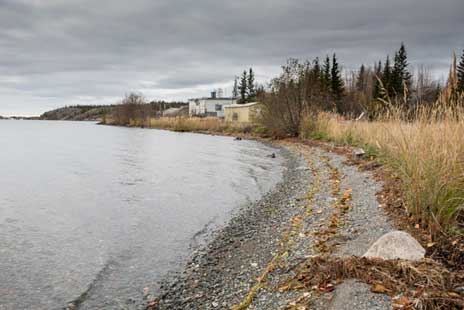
[363, 231, 425, 260]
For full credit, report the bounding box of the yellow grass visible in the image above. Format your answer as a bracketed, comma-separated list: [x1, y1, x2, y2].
[301, 56, 464, 237]
[302, 109, 464, 237]
[147, 117, 251, 133]
[104, 116, 257, 134]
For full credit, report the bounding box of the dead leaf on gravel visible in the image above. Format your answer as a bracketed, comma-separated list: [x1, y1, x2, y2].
[340, 189, 352, 204]
[392, 295, 411, 309]
[371, 284, 390, 294]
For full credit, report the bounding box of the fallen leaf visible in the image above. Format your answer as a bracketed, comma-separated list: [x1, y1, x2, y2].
[392, 296, 410, 308]
[448, 292, 461, 298]
[371, 284, 390, 294]
[426, 242, 435, 248]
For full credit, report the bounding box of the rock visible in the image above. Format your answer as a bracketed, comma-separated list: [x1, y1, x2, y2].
[454, 286, 464, 294]
[266, 153, 276, 158]
[363, 231, 425, 260]
[66, 303, 76, 310]
[353, 148, 365, 156]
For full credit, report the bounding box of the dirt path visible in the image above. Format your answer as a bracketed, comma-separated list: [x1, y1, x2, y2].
[149, 142, 395, 310]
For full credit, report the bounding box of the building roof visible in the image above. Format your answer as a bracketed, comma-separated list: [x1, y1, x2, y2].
[188, 97, 236, 101]
[223, 102, 259, 108]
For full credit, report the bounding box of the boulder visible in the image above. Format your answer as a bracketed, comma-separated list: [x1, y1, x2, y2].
[363, 231, 425, 260]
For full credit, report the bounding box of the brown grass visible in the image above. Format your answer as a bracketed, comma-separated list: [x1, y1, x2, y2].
[103, 116, 259, 135]
[300, 56, 464, 238]
[301, 108, 464, 238]
[282, 256, 463, 310]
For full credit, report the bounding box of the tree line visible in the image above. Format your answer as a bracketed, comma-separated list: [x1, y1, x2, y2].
[257, 44, 464, 137]
[109, 94, 186, 126]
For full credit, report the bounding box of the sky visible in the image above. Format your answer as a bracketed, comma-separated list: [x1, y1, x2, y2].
[0, 0, 463, 116]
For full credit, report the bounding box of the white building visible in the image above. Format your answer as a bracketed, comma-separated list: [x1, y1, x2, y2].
[188, 91, 237, 117]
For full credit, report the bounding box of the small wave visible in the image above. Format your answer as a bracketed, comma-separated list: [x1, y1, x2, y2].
[64, 259, 118, 309]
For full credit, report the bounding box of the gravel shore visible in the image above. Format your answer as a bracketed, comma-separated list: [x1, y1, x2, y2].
[149, 142, 394, 310]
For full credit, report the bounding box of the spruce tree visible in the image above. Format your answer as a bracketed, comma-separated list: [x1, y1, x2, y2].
[247, 68, 256, 100]
[313, 57, 321, 79]
[457, 49, 464, 94]
[382, 56, 392, 96]
[322, 55, 331, 91]
[391, 43, 412, 97]
[239, 70, 248, 103]
[356, 64, 365, 92]
[373, 61, 382, 99]
[330, 53, 344, 99]
[232, 76, 239, 98]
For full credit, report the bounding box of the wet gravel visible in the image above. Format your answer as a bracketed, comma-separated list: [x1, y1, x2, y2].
[149, 143, 395, 310]
[151, 147, 312, 309]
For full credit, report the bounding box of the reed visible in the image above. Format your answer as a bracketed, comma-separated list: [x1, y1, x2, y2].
[103, 115, 256, 134]
[301, 69, 464, 237]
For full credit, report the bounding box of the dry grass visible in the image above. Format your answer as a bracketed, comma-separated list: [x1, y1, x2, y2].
[282, 256, 463, 310]
[300, 56, 464, 238]
[302, 111, 464, 237]
[147, 117, 251, 133]
[104, 116, 258, 134]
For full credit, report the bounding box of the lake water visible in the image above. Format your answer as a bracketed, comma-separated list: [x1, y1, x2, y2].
[0, 121, 284, 310]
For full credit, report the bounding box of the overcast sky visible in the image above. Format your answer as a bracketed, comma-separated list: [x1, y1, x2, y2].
[0, 0, 463, 116]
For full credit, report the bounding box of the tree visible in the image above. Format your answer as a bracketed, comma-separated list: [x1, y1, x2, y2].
[232, 76, 239, 98]
[239, 70, 248, 102]
[322, 55, 331, 90]
[382, 56, 392, 96]
[356, 64, 366, 92]
[247, 68, 256, 100]
[458, 49, 464, 94]
[391, 43, 412, 97]
[330, 53, 344, 99]
[312, 57, 321, 79]
[373, 61, 383, 100]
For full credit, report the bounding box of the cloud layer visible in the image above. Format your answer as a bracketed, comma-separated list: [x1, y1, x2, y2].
[0, 0, 463, 115]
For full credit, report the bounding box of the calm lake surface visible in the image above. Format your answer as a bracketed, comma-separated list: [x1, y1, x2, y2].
[0, 121, 284, 310]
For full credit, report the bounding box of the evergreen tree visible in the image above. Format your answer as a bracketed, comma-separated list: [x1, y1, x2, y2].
[330, 53, 344, 99]
[458, 49, 464, 94]
[247, 68, 256, 100]
[356, 64, 366, 91]
[232, 76, 239, 98]
[382, 56, 392, 96]
[313, 57, 321, 80]
[373, 61, 383, 99]
[322, 55, 331, 90]
[239, 70, 248, 102]
[391, 43, 412, 97]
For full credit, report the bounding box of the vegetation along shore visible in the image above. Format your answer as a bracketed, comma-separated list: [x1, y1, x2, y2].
[60, 45, 464, 309]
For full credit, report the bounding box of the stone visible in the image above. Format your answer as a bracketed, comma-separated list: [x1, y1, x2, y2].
[353, 147, 365, 156]
[363, 231, 425, 260]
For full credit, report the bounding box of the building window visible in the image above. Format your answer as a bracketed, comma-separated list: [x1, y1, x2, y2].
[232, 112, 238, 121]
[215, 104, 222, 111]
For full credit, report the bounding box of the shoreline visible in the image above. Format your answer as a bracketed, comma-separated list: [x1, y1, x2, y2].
[148, 143, 312, 309]
[72, 122, 461, 309]
[146, 140, 398, 310]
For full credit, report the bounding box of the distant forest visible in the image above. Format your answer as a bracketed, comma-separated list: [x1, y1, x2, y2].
[40, 100, 187, 121]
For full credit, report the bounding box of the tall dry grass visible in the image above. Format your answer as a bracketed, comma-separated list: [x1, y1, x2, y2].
[103, 116, 256, 134]
[147, 117, 253, 133]
[301, 56, 464, 237]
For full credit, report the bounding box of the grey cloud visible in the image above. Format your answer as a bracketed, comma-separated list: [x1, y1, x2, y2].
[0, 0, 463, 115]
